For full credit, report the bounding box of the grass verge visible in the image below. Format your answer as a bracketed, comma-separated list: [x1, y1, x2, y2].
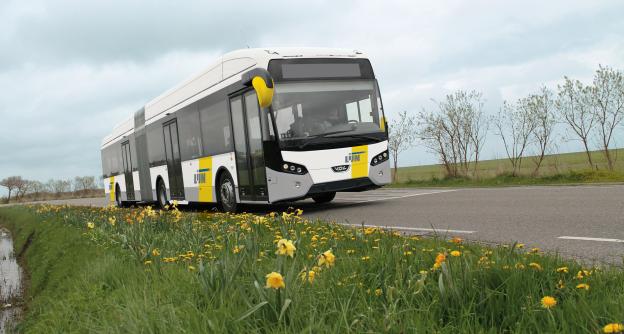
[1, 205, 624, 333]
[392, 169, 624, 188]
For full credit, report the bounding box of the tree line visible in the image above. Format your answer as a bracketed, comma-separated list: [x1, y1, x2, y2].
[389, 65, 624, 181]
[0, 176, 103, 203]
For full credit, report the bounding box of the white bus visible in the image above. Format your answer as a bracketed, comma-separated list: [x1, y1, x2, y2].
[101, 48, 391, 211]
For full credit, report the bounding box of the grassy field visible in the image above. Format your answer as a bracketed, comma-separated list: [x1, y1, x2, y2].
[393, 148, 624, 187]
[1, 205, 624, 333]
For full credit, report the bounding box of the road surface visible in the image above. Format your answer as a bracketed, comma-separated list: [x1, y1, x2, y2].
[5, 185, 624, 264]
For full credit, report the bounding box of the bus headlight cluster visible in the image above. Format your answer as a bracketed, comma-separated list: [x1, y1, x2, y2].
[370, 150, 389, 166]
[281, 161, 308, 175]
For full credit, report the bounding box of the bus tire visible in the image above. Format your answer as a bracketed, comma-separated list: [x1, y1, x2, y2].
[115, 184, 123, 207]
[312, 192, 336, 204]
[217, 172, 237, 213]
[156, 179, 168, 210]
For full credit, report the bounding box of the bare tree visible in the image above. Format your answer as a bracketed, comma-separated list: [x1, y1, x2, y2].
[590, 65, 624, 170]
[28, 180, 46, 200]
[48, 179, 72, 197]
[74, 176, 96, 193]
[417, 90, 488, 178]
[528, 86, 557, 175]
[15, 178, 30, 200]
[0, 176, 23, 203]
[388, 110, 417, 182]
[556, 77, 596, 169]
[494, 99, 538, 176]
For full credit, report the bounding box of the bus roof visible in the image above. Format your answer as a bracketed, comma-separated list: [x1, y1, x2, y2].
[101, 47, 368, 148]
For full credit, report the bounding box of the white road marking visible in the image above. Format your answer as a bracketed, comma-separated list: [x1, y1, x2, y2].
[335, 189, 458, 204]
[342, 223, 475, 234]
[558, 236, 624, 243]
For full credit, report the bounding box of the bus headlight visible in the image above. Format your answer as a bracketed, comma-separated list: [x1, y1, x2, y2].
[282, 161, 308, 175]
[370, 150, 389, 166]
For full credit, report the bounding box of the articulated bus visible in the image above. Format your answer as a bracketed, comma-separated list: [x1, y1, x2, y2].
[101, 48, 391, 212]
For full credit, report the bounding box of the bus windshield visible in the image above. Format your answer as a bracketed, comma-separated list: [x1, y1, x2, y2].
[271, 80, 385, 148]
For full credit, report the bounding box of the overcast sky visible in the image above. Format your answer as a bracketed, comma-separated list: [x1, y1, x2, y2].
[1, 0, 623, 190]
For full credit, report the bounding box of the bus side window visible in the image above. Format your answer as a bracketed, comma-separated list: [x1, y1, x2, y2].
[199, 99, 232, 155]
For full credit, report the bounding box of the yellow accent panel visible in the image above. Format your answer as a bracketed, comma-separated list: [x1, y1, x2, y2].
[380, 116, 385, 131]
[252, 76, 274, 108]
[109, 177, 115, 202]
[198, 156, 213, 202]
[351, 145, 369, 179]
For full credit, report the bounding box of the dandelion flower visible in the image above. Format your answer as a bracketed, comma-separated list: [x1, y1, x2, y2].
[152, 248, 160, 257]
[265, 272, 285, 289]
[603, 323, 624, 333]
[86, 222, 95, 229]
[529, 262, 543, 271]
[540, 296, 557, 309]
[576, 283, 590, 290]
[318, 250, 336, 268]
[450, 250, 461, 257]
[275, 239, 296, 257]
[556, 267, 568, 274]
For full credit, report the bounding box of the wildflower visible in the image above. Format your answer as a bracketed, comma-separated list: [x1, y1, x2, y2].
[86, 222, 95, 229]
[450, 250, 461, 257]
[300, 270, 315, 283]
[404, 251, 413, 256]
[515, 263, 525, 269]
[172, 200, 179, 207]
[318, 250, 336, 268]
[144, 260, 152, 265]
[529, 262, 543, 271]
[516, 243, 525, 249]
[295, 208, 303, 216]
[540, 296, 557, 309]
[435, 253, 446, 264]
[556, 267, 568, 274]
[375, 288, 382, 296]
[265, 272, 285, 289]
[529, 247, 540, 254]
[347, 249, 355, 254]
[556, 280, 565, 289]
[603, 323, 624, 333]
[451, 237, 463, 244]
[576, 283, 590, 290]
[276, 239, 296, 257]
[576, 270, 592, 279]
[108, 216, 116, 226]
[361, 256, 370, 261]
[233, 246, 242, 254]
[152, 248, 161, 257]
[188, 265, 196, 271]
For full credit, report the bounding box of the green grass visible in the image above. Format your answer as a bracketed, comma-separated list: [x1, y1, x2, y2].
[394, 148, 624, 187]
[2, 205, 624, 333]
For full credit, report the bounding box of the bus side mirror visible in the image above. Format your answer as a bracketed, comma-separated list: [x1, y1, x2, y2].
[241, 68, 274, 108]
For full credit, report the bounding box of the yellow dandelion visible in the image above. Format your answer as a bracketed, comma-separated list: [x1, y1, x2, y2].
[529, 262, 543, 271]
[144, 260, 152, 265]
[151, 248, 160, 257]
[450, 250, 461, 257]
[86, 222, 95, 229]
[318, 250, 336, 268]
[603, 323, 624, 333]
[540, 296, 557, 309]
[375, 288, 382, 296]
[556, 267, 568, 274]
[188, 265, 196, 271]
[265, 272, 285, 289]
[576, 283, 590, 290]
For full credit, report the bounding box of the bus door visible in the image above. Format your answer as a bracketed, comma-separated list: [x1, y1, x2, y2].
[121, 141, 135, 201]
[230, 91, 268, 201]
[162, 120, 185, 199]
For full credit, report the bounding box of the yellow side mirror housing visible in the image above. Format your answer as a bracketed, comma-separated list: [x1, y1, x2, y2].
[241, 68, 275, 108]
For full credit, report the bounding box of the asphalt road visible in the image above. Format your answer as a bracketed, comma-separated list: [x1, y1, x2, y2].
[7, 185, 624, 264]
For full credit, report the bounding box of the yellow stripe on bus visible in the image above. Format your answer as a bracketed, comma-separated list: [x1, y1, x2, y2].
[380, 116, 385, 131]
[198, 156, 213, 202]
[351, 145, 368, 179]
[109, 177, 115, 202]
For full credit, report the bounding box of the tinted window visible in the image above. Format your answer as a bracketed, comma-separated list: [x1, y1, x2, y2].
[147, 123, 166, 164]
[199, 99, 233, 155]
[178, 105, 203, 160]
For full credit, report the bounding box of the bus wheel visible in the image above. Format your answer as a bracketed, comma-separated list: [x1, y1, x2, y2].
[115, 184, 123, 207]
[312, 192, 336, 204]
[156, 180, 168, 209]
[217, 172, 237, 213]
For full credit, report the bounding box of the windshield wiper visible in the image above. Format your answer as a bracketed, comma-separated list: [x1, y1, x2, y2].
[324, 133, 381, 141]
[297, 129, 354, 149]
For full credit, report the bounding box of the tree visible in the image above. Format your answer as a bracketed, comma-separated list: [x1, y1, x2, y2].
[494, 99, 539, 176]
[417, 90, 488, 178]
[556, 77, 596, 169]
[0, 176, 23, 203]
[15, 178, 30, 200]
[48, 179, 72, 197]
[28, 180, 46, 200]
[528, 87, 557, 175]
[388, 110, 417, 182]
[74, 176, 96, 193]
[590, 65, 624, 170]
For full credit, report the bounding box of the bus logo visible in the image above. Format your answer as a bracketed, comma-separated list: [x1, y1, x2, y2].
[332, 165, 350, 172]
[194, 168, 210, 184]
[345, 151, 364, 163]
